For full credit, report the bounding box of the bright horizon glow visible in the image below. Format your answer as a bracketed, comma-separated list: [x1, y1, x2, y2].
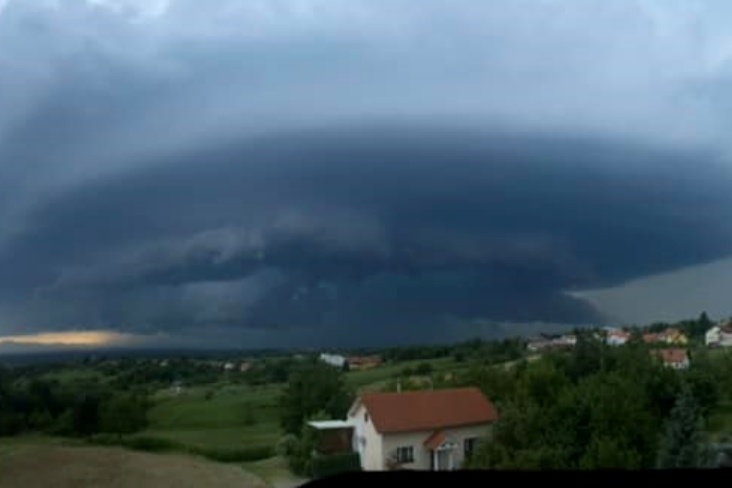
[0, 330, 146, 347]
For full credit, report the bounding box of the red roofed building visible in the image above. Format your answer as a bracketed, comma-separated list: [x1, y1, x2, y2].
[346, 387, 498, 471]
[651, 348, 690, 370]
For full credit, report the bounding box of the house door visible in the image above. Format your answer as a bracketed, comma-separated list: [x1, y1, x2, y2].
[438, 450, 450, 470]
[433, 449, 452, 471]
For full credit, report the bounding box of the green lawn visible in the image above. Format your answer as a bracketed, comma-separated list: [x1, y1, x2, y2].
[137, 353, 482, 452]
[41, 368, 105, 383]
[708, 400, 732, 440]
[346, 356, 459, 388]
[146, 382, 283, 450]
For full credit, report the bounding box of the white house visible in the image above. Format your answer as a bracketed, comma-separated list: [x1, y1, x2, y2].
[605, 328, 630, 346]
[347, 387, 498, 471]
[319, 353, 347, 368]
[705, 324, 732, 348]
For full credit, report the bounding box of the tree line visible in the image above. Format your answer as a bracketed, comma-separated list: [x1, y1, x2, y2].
[0, 368, 149, 438]
[458, 331, 732, 469]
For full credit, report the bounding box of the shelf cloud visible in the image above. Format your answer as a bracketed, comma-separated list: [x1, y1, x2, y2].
[2, 0, 732, 347]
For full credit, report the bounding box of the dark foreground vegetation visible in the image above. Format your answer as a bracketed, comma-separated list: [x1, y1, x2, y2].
[460, 333, 732, 469]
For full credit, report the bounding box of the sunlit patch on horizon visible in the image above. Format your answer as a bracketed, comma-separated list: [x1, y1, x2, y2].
[0, 330, 150, 347]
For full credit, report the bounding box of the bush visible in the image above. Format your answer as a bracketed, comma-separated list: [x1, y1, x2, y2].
[189, 445, 274, 463]
[276, 434, 299, 458]
[87, 433, 120, 446]
[311, 452, 362, 479]
[124, 436, 182, 453]
[87, 434, 182, 453]
[85, 433, 274, 463]
[415, 362, 433, 375]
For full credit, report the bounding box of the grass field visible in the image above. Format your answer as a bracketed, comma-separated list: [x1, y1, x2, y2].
[41, 368, 106, 383]
[146, 383, 282, 450]
[143, 356, 468, 452]
[346, 356, 463, 388]
[96, 353, 478, 486]
[0, 442, 267, 488]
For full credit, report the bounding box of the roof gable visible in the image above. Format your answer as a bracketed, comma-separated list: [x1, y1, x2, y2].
[353, 387, 498, 434]
[652, 348, 688, 364]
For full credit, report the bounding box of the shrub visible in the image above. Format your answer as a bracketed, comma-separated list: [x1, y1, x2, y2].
[124, 436, 182, 453]
[276, 434, 299, 458]
[87, 434, 182, 453]
[311, 452, 362, 479]
[189, 445, 274, 463]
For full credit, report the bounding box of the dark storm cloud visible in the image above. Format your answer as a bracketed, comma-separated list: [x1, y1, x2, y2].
[2, 126, 732, 344]
[3, 1, 732, 346]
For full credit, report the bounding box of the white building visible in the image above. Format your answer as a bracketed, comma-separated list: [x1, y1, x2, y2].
[347, 387, 498, 471]
[705, 324, 732, 348]
[319, 353, 347, 368]
[605, 328, 630, 346]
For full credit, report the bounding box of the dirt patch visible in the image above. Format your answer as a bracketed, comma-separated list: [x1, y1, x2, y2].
[0, 444, 267, 488]
[271, 477, 309, 488]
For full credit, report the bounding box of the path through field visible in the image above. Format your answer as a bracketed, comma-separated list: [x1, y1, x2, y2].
[0, 444, 268, 488]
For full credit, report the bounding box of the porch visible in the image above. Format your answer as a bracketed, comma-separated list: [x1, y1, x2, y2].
[424, 430, 458, 471]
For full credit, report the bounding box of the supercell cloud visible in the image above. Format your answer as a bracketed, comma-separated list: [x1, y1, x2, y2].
[2, 0, 732, 348]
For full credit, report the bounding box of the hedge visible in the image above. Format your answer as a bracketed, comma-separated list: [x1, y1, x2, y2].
[87, 434, 274, 463]
[311, 452, 362, 479]
[188, 445, 275, 463]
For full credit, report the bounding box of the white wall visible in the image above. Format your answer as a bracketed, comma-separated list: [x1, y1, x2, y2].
[378, 424, 492, 471]
[348, 403, 383, 471]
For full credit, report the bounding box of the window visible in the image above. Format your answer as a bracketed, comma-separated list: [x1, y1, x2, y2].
[464, 437, 479, 460]
[396, 446, 414, 464]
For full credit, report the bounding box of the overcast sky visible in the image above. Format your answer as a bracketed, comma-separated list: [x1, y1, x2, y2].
[2, 0, 732, 351]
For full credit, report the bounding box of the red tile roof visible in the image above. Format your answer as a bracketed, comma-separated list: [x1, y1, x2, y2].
[354, 387, 498, 434]
[652, 348, 688, 364]
[643, 333, 660, 343]
[423, 430, 446, 450]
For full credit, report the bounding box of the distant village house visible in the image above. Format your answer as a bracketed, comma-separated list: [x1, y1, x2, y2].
[651, 348, 690, 370]
[706, 322, 732, 348]
[643, 328, 689, 346]
[346, 355, 383, 370]
[605, 328, 631, 346]
[319, 353, 347, 368]
[526, 334, 576, 352]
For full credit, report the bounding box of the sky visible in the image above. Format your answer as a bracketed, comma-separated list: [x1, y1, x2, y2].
[2, 0, 732, 350]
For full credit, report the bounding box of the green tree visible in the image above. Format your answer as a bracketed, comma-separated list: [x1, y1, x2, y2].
[279, 363, 352, 435]
[685, 357, 721, 416]
[656, 389, 713, 469]
[519, 359, 569, 408]
[286, 411, 329, 476]
[99, 393, 148, 436]
[72, 394, 101, 437]
[579, 436, 642, 469]
[415, 362, 433, 375]
[699, 311, 713, 330]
